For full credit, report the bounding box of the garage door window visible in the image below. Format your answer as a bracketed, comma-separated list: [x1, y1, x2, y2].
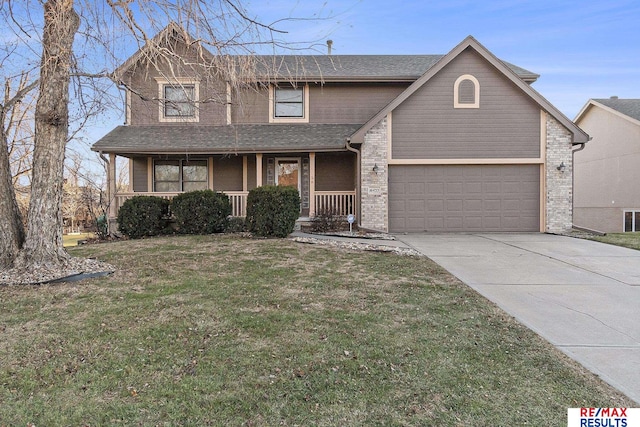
[624, 211, 640, 232]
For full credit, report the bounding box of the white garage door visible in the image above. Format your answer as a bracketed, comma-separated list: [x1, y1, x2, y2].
[389, 165, 540, 232]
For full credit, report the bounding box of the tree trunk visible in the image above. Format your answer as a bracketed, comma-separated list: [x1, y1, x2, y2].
[15, 0, 79, 269]
[0, 125, 25, 269]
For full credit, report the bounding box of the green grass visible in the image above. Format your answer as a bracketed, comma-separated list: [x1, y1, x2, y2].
[0, 235, 632, 425]
[590, 232, 640, 251]
[62, 232, 95, 247]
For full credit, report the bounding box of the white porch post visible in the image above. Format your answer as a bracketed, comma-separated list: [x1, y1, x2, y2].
[256, 153, 263, 187]
[108, 153, 117, 219]
[309, 152, 316, 217]
[208, 156, 214, 190]
[242, 155, 248, 192]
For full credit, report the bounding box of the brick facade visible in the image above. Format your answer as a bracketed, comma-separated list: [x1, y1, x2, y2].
[360, 117, 388, 231]
[358, 113, 576, 234]
[545, 114, 574, 233]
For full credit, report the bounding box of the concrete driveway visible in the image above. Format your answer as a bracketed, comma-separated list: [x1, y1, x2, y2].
[396, 233, 640, 404]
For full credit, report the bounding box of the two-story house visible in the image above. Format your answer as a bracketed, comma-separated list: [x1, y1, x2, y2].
[92, 23, 588, 233]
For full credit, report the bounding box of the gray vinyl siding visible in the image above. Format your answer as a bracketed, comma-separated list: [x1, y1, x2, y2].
[315, 152, 357, 191]
[231, 83, 408, 125]
[310, 83, 408, 124]
[213, 156, 243, 191]
[232, 87, 270, 124]
[132, 157, 148, 192]
[247, 155, 257, 190]
[392, 47, 541, 159]
[125, 45, 227, 126]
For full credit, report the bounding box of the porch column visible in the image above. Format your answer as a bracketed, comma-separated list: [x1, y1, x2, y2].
[242, 155, 248, 192]
[147, 157, 153, 192]
[208, 156, 214, 190]
[309, 152, 316, 217]
[256, 153, 263, 187]
[108, 153, 117, 219]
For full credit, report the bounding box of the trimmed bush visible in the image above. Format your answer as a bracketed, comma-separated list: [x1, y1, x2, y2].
[246, 185, 300, 237]
[171, 190, 231, 234]
[117, 196, 170, 239]
[225, 216, 247, 233]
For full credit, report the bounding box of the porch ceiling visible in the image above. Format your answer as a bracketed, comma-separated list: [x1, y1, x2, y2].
[91, 124, 361, 155]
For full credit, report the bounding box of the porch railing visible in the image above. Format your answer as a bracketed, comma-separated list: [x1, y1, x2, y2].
[314, 191, 356, 216]
[113, 190, 356, 219]
[113, 191, 248, 218]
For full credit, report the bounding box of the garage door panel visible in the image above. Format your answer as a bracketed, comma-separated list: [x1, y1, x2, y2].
[389, 165, 540, 232]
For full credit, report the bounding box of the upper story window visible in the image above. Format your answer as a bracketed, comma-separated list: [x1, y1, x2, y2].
[156, 78, 200, 122]
[164, 85, 195, 117]
[269, 84, 309, 123]
[454, 74, 480, 109]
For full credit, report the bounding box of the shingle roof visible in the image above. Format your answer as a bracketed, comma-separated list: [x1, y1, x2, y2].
[241, 55, 538, 82]
[91, 124, 360, 155]
[593, 98, 640, 122]
[116, 24, 539, 83]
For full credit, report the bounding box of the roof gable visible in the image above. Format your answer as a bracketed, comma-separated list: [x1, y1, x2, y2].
[114, 22, 216, 82]
[350, 36, 589, 144]
[575, 98, 640, 128]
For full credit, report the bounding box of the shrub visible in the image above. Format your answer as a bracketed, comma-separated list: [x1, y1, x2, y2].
[311, 208, 348, 233]
[225, 216, 247, 233]
[246, 185, 300, 237]
[117, 196, 170, 239]
[171, 190, 231, 234]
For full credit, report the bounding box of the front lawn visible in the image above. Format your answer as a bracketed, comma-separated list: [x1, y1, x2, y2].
[590, 232, 640, 251]
[0, 235, 632, 425]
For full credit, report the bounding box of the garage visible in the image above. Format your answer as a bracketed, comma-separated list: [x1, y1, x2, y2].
[388, 164, 540, 232]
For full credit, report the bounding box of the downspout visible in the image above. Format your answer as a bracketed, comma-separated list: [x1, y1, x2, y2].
[571, 137, 591, 231]
[345, 137, 361, 227]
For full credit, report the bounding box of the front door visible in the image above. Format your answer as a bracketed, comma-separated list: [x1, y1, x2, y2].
[276, 158, 300, 189]
[276, 158, 302, 213]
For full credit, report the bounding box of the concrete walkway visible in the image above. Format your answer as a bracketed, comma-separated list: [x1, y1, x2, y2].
[396, 233, 640, 404]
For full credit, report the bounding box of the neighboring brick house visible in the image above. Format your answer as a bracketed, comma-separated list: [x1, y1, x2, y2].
[92, 24, 588, 233]
[574, 98, 640, 233]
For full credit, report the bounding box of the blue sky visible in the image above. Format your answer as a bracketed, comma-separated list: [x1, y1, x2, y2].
[248, 0, 640, 119]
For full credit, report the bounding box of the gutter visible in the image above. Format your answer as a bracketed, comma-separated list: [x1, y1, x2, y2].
[345, 137, 362, 228]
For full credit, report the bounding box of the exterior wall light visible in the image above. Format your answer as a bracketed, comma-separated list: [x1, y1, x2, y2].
[373, 163, 380, 174]
[557, 161, 566, 172]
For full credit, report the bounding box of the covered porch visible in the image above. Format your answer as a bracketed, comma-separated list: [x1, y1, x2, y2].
[93, 123, 363, 227]
[105, 151, 357, 221]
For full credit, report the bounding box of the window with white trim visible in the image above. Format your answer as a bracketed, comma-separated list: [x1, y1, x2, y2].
[164, 85, 195, 117]
[154, 159, 208, 192]
[454, 74, 480, 108]
[156, 78, 200, 122]
[269, 84, 309, 123]
[624, 210, 640, 232]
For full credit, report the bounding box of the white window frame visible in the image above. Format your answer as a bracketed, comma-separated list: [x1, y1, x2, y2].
[454, 74, 480, 109]
[156, 77, 200, 123]
[269, 84, 309, 123]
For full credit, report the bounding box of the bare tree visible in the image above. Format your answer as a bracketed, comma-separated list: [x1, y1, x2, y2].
[0, 0, 337, 277]
[0, 71, 38, 268]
